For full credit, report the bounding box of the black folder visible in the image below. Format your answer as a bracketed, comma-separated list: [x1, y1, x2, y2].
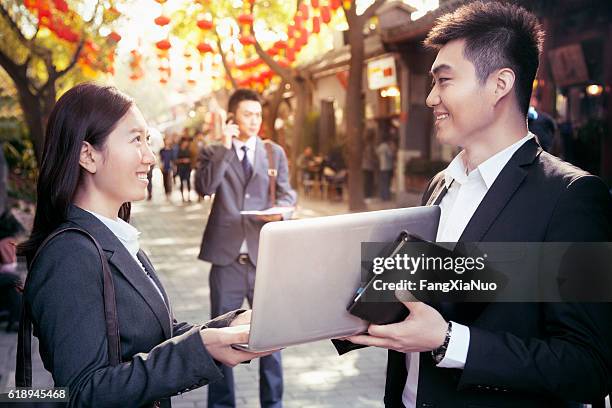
[347, 230, 417, 325]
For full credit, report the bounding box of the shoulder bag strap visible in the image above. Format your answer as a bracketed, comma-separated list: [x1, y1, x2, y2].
[263, 141, 277, 207]
[16, 227, 121, 387]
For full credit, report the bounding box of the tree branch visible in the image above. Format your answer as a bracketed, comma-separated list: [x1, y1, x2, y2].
[362, 0, 386, 22]
[0, 3, 30, 46]
[253, 39, 294, 86]
[0, 2, 52, 60]
[0, 46, 25, 85]
[216, 30, 238, 89]
[251, 0, 296, 86]
[53, 38, 85, 80]
[341, 0, 356, 26]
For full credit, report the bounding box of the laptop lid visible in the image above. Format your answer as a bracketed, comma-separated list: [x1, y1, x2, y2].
[246, 206, 441, 351]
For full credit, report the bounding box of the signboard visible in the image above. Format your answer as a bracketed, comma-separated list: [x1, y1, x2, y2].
[367, 55, 397, 90]
[548, 44, 589, 87]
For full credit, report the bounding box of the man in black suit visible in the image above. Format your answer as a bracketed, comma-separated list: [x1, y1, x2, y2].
[345, 2, 612, 407]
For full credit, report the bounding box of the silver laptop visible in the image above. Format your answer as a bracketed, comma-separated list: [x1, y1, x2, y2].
[238, 206, 441, 352]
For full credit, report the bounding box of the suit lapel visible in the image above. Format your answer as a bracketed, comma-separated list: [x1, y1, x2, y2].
[66, 206, 172, 339]
[459, 138, 541, 242]
[137, 251, 171, 309]
[249, 138, 268, 187]
[107, 249, 172, 339]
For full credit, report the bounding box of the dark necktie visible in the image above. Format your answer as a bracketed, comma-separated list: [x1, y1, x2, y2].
[241, 145, 253, 180]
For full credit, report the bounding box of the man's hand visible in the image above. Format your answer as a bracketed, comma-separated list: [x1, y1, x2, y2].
[255, 214, 282, 223]
[223, 120, 240, 149]
[230, 310, 252, 327]
[0, 237, 16, 264]
[200, 325, 274, 367]
[346, 299, 447, 353]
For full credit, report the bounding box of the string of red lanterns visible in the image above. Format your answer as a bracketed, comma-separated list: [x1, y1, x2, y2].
[141, 0, 344, 85]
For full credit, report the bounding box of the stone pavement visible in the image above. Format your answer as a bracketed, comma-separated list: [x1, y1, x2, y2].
[0, 170, 420, 407]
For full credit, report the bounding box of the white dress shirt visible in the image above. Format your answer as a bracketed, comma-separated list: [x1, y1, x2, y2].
[402, 133, 535, 407]
[84, 208, 166, 304]
[232, 136, 257, 254]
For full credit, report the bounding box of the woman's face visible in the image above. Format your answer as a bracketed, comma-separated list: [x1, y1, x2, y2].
[90, 106, 155, 205]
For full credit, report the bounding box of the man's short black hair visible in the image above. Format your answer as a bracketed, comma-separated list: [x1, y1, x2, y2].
[424, 1, 544, 116]
[228, 88, 261, 114]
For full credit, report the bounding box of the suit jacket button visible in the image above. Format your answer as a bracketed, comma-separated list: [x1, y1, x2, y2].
[245, 193, 250, 198]
[420, 403, 435, 407]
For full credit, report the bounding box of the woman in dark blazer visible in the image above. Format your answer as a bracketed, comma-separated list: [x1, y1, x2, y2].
[18, 83, 266, 407]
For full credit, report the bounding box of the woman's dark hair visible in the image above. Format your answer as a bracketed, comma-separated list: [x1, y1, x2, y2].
[424, 1, 544, 116]
[19, 83, 134, 263]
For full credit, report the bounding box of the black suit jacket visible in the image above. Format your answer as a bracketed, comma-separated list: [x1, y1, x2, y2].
[24, 206, 241, 407]
[383, 139, 612, 407]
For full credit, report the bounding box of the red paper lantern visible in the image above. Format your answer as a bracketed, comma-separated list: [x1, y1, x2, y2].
[311, 0, 319, 8]
[330, 0, 341, 11]
[293, 15, 302, 30]
[286, 48, 295, 62]
[154, 15, 171, 26]
[107, 6, 120, 16]
[274, 40, 288, 49]
[300, 28, 309, 43]
[321, 6, 331, 23]
[239, 35, 256, 46]
[37, 7, 52, 20]
[197, 18, 213, 30]
[155, 39, 171, 50]
[154, 0, 166, 3]
[159, 78, 168, 84]
[287, 25, 296, 38]
[107, 31, 122, 43]
[237, 13, 254, 26]
[299, 3, 309, 19]
[312, 16, 320, 33]
[196, 42, 213, 54]
[53, 0, 69, 12]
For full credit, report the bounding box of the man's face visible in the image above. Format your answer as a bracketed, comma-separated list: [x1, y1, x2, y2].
[234, 100, 262, 139]
[426, 39, 495, 147]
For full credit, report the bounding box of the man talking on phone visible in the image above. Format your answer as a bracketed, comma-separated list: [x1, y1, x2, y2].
[195, 89, 296, 408]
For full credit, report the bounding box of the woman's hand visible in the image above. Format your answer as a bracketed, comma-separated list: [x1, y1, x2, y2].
[200, 325, 272, 367]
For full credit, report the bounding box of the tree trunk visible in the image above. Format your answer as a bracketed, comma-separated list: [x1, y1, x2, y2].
[290, 79, 311, 187]
[14, 82, 44, 165]
[344, 28, 366, 211]
[264, 81, 287, 143]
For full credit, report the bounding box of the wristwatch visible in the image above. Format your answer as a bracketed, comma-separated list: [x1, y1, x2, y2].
[431, 321, 452, 364]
